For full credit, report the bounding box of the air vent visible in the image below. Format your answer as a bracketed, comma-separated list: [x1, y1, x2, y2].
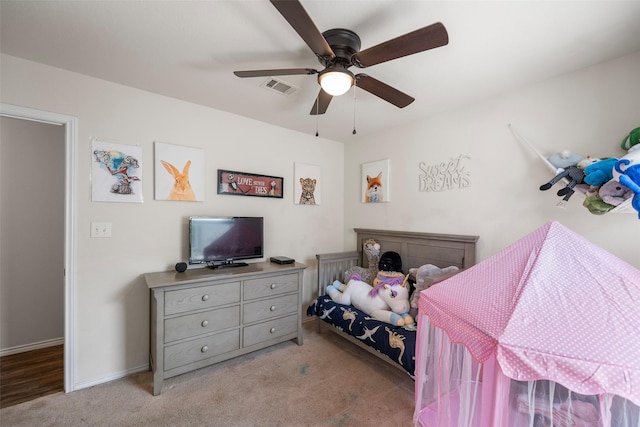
[260, 78, 300, 96]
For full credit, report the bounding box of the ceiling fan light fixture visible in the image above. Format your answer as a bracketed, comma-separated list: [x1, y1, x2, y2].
[318, 67, 354, 96]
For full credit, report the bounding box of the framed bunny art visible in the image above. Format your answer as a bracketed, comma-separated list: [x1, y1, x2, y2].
[154, 142, 205, 201]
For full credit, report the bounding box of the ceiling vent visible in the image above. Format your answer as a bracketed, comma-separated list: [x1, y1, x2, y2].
[260, 77, 300, 96]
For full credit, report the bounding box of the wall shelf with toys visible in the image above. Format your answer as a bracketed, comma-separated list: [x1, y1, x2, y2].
[509, 124, 637, 216]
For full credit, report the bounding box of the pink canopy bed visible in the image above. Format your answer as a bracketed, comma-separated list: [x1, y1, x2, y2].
[414, 221, 640, 427]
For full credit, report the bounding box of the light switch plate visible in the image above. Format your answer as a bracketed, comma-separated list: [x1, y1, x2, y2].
[91, 222, 112, 238]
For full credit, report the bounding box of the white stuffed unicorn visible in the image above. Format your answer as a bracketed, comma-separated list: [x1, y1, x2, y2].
[326, 275, 413, 327]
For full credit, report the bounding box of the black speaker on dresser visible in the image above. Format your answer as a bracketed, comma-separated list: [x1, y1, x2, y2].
[175, 262, 188, 273]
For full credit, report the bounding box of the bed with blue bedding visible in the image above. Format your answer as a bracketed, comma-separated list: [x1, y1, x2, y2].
[307, 229, 478, 377]
[307, 293, 417, 375]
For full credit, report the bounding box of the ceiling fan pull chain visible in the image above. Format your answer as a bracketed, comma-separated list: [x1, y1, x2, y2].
[315, 97, 319, 137]
[352, 83, 357, 135]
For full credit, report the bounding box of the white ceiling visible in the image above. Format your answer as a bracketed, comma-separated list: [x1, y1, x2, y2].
[2, 1, 640, 143]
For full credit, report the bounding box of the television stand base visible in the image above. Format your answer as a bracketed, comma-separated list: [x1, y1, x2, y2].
[207, 262, 249, 270]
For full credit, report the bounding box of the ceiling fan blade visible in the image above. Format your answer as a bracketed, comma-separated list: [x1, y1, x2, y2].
[353, 22, 448, 68]
[355, 74, 414, 108]
[234, 68, 317, 78]
[310, 89, 333, 115]
[270, 0, 335, 59]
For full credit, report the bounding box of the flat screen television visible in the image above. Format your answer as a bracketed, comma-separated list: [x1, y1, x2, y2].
[189, 216, 264, 269]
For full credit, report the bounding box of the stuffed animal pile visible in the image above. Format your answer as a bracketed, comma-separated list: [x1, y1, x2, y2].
[539, 126, 640, 217]
[328, 242, 466, 324]
[328, 245, 415, 326]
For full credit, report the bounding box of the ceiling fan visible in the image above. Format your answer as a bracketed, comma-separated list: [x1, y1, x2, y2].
[233, 0, 449, 115]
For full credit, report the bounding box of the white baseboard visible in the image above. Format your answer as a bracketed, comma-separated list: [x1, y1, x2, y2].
[73, 364, 149, 391]
[0, 337, 64, 357]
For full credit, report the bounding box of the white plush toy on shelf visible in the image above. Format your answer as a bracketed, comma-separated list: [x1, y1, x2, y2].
[612, 145, 640, 181]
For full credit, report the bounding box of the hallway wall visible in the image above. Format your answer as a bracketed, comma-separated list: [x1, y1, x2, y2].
[0, 117, 65, 352]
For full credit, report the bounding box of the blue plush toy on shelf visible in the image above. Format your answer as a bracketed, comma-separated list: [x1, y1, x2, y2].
[614, 145, 640, 219]
[583, 158, 618, 187]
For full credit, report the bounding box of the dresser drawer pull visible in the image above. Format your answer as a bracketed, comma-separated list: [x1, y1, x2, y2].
[269, 305, 276, 312]
[201, 320, 208, 327]
[269, 327, 276, 334]
[201, 345, 209, 353]
[270, 283, 277, 289]
[201, 294, 209, 301]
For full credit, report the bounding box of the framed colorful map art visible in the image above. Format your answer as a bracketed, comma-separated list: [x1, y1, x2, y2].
[91, 139, 143, 203]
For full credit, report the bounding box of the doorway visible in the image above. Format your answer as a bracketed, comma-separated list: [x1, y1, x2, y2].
[0, 103, 77, 393]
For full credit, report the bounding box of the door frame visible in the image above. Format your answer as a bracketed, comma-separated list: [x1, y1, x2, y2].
[1, 103, 77, 392]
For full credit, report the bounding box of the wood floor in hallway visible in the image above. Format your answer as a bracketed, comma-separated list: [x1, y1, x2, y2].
[0, 345, 63, 408]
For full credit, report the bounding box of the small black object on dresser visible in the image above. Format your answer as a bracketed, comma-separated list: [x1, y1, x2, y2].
[270, 256, 295, 265]
[174, 262, 188, 273]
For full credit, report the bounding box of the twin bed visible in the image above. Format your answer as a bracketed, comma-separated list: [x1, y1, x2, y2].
[306, 228, 479, 376]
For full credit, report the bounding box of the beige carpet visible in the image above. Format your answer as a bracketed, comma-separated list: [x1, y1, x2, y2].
[0, 322, 415, 427]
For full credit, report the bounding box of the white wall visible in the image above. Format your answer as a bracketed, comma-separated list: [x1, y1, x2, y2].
[0, 54, 345, 389]
[0, 117, 65, 350]
[344, 51, 640, 268]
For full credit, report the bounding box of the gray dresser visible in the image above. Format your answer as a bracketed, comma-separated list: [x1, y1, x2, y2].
[145, 262, 306, 395]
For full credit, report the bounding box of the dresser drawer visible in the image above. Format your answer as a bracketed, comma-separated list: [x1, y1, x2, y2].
[165, 281, 240, 315]
[243, 315, 297, 347]
[243, 294, 298, 324]
[243, 273, 298, 300]
[164, 306, 240, 343]
[164, 329, 240, 371]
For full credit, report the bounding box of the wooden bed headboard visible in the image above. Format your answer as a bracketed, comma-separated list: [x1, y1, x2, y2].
[354, 228, 478, 272]
[316, 229, 479, 295]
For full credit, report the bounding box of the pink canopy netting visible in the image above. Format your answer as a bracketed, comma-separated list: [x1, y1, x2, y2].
[420, 221, 640, 406]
